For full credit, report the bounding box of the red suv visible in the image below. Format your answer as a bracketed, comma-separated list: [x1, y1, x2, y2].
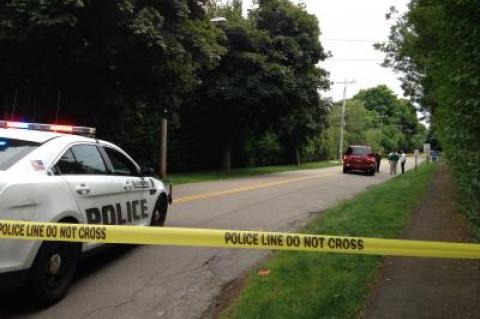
[342, 145, 376, 175]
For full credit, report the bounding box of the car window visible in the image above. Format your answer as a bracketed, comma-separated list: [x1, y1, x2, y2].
[55, 145, 108, 175]
[54, 148, 83, 174]
[346, 147, 353, 155]
[0, 138, 40, 170]
[71, 145, 108, 175]
[104, 147, 138, 176]
[351, 147, 372, 155]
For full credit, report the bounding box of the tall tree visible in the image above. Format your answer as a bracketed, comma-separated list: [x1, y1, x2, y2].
[190, 2, 293, 171]
[253, 0, 330, 166]
[377, 0, 480, 227]
[0, 0, 224, 167]
[353, 85, 399, 117]
[353, 85, 424, 151]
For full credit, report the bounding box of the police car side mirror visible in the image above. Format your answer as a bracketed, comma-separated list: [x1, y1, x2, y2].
[139, 167, 155, 177]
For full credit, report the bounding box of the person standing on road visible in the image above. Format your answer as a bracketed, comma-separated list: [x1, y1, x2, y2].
[375, 151, 381, 172]
[388, 151, 399, 175]
[400, 150, 407, 174]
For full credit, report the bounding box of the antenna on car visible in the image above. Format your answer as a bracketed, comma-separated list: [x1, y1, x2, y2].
[54, 91, 62, 124]
[10, 88, 18, 121]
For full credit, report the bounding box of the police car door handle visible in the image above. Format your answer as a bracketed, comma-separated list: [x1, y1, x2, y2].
[75, 184, 90, 195]
[123, 180, 133, 191]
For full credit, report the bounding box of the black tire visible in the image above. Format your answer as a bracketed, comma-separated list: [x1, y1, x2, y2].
[343, 166, 348, 174]
[150, 195, 168, 226]
[29, 241, 81, 305]
[368, 170, 375, 176]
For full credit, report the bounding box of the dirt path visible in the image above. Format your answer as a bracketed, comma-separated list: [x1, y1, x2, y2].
[362, 165, 480, 319]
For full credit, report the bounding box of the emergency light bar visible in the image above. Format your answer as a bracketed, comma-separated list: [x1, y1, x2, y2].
[0, 121, 96, 136]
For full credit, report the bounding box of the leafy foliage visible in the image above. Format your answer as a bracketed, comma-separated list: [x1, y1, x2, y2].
[173, 0, 330, 170]
[377, 0, 480, 231]
[322, 85, 427, 159]
[255, 0, 330, 166]
[0, 0, 425, 175]
[0, 0, 225, 168]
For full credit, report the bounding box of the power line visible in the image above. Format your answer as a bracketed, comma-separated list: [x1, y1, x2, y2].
[328, 58, 383, 62]
[323, 38, 378, 43]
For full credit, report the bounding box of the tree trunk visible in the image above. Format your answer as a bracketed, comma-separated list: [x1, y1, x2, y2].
[288, 134, 302, 168]
[221, 136, 232, 172]
[295, 146, 301, 167]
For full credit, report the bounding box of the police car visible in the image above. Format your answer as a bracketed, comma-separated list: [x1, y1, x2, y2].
[0, 121, 172, 304]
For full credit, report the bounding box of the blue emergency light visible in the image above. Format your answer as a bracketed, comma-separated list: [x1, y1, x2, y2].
[0, 121, 96, 136]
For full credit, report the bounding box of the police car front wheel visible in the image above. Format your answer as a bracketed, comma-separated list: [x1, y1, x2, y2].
[151, 195, 168, 226]
[29, 241, 81, 305]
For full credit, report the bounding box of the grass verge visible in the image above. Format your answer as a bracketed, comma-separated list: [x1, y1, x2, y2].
[167, 160, 339, 185]
[222, 163, 437, 319]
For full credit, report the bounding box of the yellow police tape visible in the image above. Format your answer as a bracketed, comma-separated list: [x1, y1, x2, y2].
[1, 219, 480, 259]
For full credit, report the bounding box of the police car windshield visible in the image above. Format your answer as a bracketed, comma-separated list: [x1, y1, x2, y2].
[0, 138, 40, 170]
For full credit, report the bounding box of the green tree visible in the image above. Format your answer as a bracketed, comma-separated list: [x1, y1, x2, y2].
[190, 2, 293, 171]
[320, 84, 426, 159]
[186, 0, 330, 171]
[253, 0, 330, 167]
[353, 85, 424, 152]
[322, 100, 378, 158]
[377, 0, 480, 229]
[353, 84, 399, 117]
[0, 0, 224, 167]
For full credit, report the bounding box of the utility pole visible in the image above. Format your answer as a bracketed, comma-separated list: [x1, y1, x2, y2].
[159, 109, 168, 180]
[336, 79, 355, 161]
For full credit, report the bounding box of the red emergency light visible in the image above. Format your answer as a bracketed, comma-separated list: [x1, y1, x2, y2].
[0, 121, 96, 136]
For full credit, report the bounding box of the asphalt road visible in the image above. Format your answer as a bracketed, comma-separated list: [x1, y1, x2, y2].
[2, 159, 420, 319]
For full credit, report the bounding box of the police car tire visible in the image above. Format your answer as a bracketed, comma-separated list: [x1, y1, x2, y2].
[29, 240, 81, 305]
[151, 195, 168, 227]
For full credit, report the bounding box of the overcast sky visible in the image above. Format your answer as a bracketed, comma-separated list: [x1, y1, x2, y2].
[241, 0, 409, 102]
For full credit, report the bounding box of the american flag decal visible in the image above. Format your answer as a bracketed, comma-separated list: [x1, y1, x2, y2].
[30, 160, 45, 171]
